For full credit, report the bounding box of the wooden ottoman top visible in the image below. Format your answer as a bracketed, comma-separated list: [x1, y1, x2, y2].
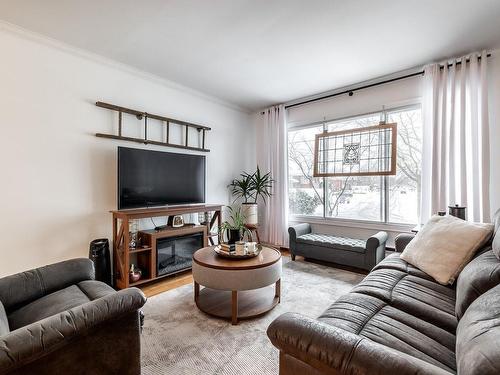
[193, 246, 281, 270]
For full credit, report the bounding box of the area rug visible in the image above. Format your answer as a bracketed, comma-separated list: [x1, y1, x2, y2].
[141, 259, 365, 375]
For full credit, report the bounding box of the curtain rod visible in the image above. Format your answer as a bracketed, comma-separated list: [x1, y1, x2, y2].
[260, 53, 490, 113]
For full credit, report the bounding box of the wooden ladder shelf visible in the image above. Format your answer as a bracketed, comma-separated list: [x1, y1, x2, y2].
[95, 101, 210, 152]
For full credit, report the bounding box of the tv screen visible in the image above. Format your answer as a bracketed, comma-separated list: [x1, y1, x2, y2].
[118, 147, 206, 210]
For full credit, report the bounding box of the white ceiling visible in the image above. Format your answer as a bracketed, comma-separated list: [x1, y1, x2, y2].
[1, 0, 500, 111]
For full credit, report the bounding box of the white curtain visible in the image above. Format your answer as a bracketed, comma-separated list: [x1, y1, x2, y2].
[257, 105, 288, 247]
[421, 51, 490, 222]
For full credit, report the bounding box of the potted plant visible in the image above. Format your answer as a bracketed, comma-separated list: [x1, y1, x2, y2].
[219, 206, 247, 244]
[228, 166, 273, 225]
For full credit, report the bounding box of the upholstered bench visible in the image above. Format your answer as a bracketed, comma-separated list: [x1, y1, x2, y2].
[288, 223, 388, 271]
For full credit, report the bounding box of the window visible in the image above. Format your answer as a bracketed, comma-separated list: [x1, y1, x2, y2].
[287, 106, 422, 224]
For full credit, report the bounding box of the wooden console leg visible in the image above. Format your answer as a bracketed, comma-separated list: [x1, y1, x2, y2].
[275, 279, 281, 303]
[291, 254, 296, 261]
[231, 290, 238, 325]
[194, 281, 200, 302]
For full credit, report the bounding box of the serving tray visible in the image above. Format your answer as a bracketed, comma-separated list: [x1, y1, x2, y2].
[214, 244, 262, 259]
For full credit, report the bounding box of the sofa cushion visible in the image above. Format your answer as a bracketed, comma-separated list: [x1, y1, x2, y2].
[8, 285, 90, 330]
[456, 284, 500, 375]
[455, 250, 500, 319]
[372, 252, 434, 280]
[400, 215, 493, 285]
[352, 267, 457, 333]
[296, 233, 366, 253]
[0, 258, 94, 313]
[318, 293, 456, 372]
[0, 301, 9, 336]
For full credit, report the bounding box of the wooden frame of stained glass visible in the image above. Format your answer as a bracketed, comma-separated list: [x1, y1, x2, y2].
[313, 123, 397, 177]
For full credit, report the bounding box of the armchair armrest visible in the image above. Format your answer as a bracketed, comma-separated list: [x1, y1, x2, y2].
[395, 233, 416, 253]
[0, 288, 146, 374]
[267, 312, 450, 375]
[0, 258, 95, 312]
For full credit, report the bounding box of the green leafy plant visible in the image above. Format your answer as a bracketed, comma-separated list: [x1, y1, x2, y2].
[251, 166, 273, 204]
[220, 206, 246, 231]
[228, 172, 254, 203]
[228, 166, 274, 204]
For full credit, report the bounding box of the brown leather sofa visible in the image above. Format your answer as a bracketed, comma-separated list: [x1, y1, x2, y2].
[268, 213, 500, 375]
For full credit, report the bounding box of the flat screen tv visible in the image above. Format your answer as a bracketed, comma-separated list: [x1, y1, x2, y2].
[118, 147, 206, 210]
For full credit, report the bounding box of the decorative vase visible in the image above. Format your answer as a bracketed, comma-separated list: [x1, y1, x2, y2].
[129, 220, 139, 248]
[227, 229, 241, 244]
[129, 264, 142, 283]
[449, 204, 466, 220]
[241, 203, 258, 225]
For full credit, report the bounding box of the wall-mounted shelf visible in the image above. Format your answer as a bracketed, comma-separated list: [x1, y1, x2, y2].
[95, 101, 210, 152]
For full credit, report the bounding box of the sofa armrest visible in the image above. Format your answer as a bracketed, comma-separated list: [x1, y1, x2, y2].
[0, 288, 146, 374]
[267, 312, 451, 375]
[288, 224, 311, 253]
[0, 258, 95, 312]
[395, 233, 415, 253]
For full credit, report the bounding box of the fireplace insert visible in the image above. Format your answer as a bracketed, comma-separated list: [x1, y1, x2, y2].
[156, 232, 203, 277]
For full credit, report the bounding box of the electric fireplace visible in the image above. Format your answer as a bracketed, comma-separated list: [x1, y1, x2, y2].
[156, 232, 203, 277]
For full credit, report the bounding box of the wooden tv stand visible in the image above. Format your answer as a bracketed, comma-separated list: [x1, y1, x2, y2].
[110, 204, 222, 289]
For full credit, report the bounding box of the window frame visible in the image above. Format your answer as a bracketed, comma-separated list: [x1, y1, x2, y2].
[287, 103, 422, 229]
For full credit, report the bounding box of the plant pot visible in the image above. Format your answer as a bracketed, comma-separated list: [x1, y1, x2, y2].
[227, 229, 241, 244]
[241, 203, 258, 225]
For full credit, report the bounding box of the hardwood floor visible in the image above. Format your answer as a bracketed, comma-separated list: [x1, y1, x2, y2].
[140, 247, 290, 298]
[140, 271, 194, 297]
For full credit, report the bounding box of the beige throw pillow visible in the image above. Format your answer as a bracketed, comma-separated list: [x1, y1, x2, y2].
[400, 215, 493, 285]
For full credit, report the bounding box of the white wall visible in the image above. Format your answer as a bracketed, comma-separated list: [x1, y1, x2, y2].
[0, 26, 255, 276]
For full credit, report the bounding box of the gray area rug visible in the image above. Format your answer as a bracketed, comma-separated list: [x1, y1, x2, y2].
[141, 259, 365, 375]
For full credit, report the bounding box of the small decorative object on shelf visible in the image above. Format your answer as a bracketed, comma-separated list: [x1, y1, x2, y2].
[198, 212, 206, 225]
[449, 204, 466, 220]
[198, 211, 212, 225]
[129, 220, 139, 248]
[129, 264, 142, 283]
[172, 215, 184, 228]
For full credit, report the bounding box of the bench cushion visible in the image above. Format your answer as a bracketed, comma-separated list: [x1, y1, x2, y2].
[296, 233, 366, 253]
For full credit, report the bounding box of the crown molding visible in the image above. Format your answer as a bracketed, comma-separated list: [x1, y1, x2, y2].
[0, 20, 252, 115]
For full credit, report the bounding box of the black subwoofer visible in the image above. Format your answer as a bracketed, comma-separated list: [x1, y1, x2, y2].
[89, 238, 112, 286]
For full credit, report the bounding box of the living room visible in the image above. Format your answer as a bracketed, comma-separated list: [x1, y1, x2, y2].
[1, 1, 500, 374]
